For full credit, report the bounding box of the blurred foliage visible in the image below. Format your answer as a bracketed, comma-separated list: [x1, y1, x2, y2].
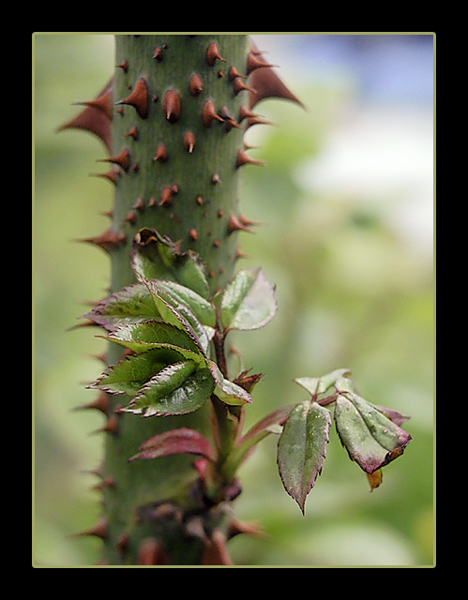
[33, 34, 433, 566]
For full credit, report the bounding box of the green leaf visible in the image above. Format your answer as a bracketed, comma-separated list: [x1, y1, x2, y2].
[82, 283, 159, 331]
[89, 349, 182, 395]
[123, 362, 215, 417]
[277, 401, 332, 514]
[146, 280, 213, 353]
[106, 320, 202, 357]
[334, 392, 412, 474]
[208, 361, 252, 406]
[129, 428, 216, 462]
[220, 267, 277, 331]
[295, 368, 352, 398]
[131, 228, 210, 298]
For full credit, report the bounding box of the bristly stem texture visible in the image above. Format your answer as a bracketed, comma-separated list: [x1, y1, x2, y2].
[101, 35, 249, 565]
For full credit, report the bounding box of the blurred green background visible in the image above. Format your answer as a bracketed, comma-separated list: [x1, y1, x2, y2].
[33, 33, 434, 566]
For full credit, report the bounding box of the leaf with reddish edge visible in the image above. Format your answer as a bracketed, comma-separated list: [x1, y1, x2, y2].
[123, 362, 215, 417]
[129, 428, 216, 462]
[220, 267, 277, 331]
[82, 283, 159, 331]
[334, 391, 412, 475]
[277, 401, 332, 515]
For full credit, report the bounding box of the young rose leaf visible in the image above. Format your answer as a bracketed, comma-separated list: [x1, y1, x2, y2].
[129, 428, 216, 462]
[146, 280, 213, 353]
[154, 280, 215, 328]
[277, 401, 332, 515]
[334, 392, 412, 475]
[208, 361, 252, 406]
[89, 348, 183, 395]
[123, 361, 215, 417]
[131, 228, 210, 298]
[295, 368, 352, 399]
[106, 320, 202, 356]
[220, 267, 277, 331]
[82, 283, 159, 331]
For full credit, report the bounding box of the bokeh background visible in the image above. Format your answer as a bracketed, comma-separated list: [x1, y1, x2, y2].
[33, 33, 434, 566]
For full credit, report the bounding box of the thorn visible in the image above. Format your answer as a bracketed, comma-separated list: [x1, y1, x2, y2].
[101, 414, 119, 436]
[239, 214, 263, 227]
[79, 228, 126, 253]
[153, 144, 168, 163]
[162, 89, 181, 123]
[92, 475, 115, 491]
[159, 187, 173, 207]
[202, 100, 224, 128]
[188, 228, 198, 241]
[190, 74, 203, 96]
[228, 66, 246, 80]
[91, 166, 120, 185]
[74, 391, 110, 416]
[152, 46, 164, 62]
[211, 173, 222, 185]
[133, 197, 145, 212]
[183, 131, 196, 153]
[245, 115, 276, 129]
[57, 78, 113, 154]
[206, 42, 225, 67]
[137, 538, 169, 565]
[97, 147, 130, 172]
[236, 149, 266, 168]
[201, 530, 233, 565]
[227, 214, 253, 235]
[235, 248, 249, 260]
[123, 210, 136, 225]
[71, 517, 108, 540]
[116, 77, 149, 119]
[123, 125, 139, 140]
[233, 78, 256, 96]
[248, 65, 304, 110]
[246, 51, 278, 75]
[238, 105, 258, 122]
[72, 84, 113, 119]
[116, 60, 128, 73]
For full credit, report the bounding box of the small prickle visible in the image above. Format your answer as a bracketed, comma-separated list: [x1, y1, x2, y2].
[159, 187, 173, 207]
[246, 51, 277, 75]
[206, 42, 225, 66]
[233, 78, 256, 96]
[72, 517, 108, 540]
[190, 74, 203, 96]
[189, 228, 198, 241]
[227, 214, 253, 235]
[123, 125, 139, 140]
[236, 149, 266, 168]
[116, 77, 149, 118]
[228, 66, 246, 80]
[81, 228, 126, 253]
[202, 100, 224, 128]
[163, 89, 181, 123]
[153, 144, 168, 162]
[183, 131, 196, 153]
[98, 147, 130, 172]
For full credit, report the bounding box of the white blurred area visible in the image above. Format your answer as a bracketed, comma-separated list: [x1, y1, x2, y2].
[251, 34, 434, 259]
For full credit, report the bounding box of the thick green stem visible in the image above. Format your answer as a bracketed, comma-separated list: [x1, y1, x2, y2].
[100, 34, 249, 565]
